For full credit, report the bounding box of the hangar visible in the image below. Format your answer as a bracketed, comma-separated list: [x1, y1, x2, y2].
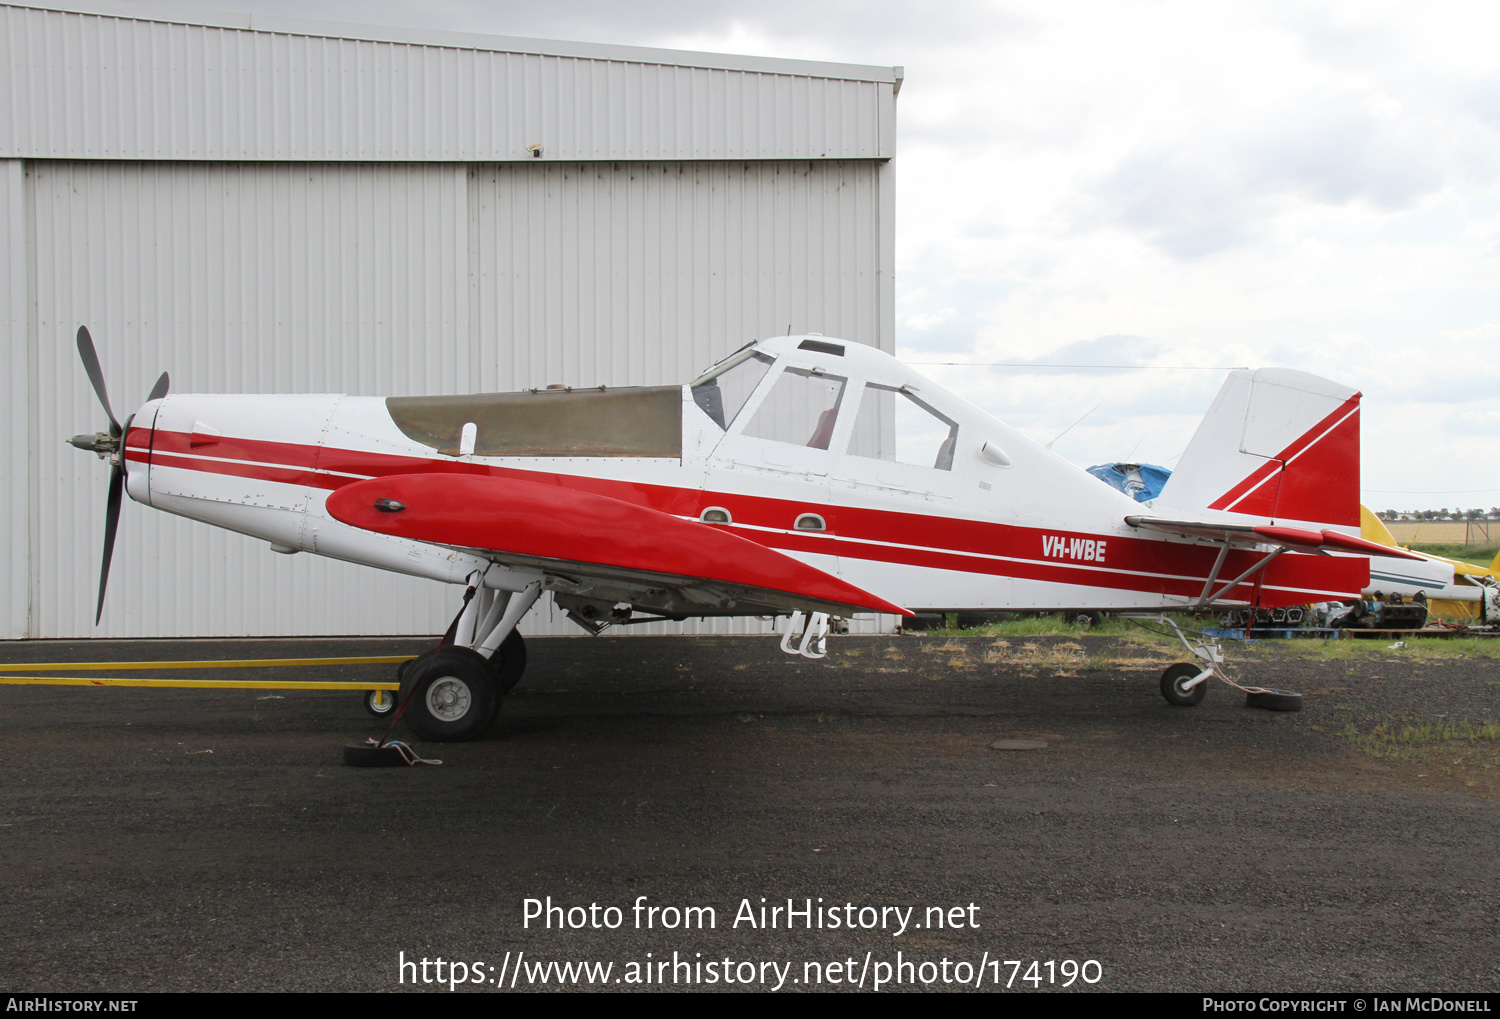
[0, 1, 902, 638]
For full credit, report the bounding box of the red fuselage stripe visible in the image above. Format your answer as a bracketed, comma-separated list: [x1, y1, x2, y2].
[141, 430, 1367, 604]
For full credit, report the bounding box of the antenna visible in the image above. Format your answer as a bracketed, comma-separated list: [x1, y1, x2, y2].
[1045, 403, 1100, 451]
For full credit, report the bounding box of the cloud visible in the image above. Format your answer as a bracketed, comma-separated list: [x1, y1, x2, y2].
[1248, 96, 1445, 210]
[1089, 89, 1453, 260]
[1093, 158, 1258, 259]
[1443, 406, 1500, 437]
[172, 0, 1014, 60]
[1014, 334, 1162, 371]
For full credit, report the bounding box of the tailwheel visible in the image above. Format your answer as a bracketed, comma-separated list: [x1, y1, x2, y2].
[1161, 662, 1209, 707]
[398, 647, 500, 742]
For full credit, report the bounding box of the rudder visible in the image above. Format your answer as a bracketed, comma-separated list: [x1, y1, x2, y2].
[1156, 368, 1361, 528]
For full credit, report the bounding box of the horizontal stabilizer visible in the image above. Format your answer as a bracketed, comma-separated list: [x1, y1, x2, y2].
[326, 473, 910, 617]
[1125, 515, 1426, 560]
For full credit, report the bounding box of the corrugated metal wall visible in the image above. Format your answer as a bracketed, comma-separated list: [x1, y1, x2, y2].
[0, 160, 27, 639]
[30, 160, 470, 637]
[1, 4, 895, 162]
[473, 160, 883, 391]
[22, 158, 893, 637]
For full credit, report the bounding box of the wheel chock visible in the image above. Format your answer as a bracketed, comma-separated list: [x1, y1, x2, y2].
[1243, 688, 1303, 712]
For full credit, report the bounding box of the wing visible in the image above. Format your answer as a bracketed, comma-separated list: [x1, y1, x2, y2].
[326, 473, 910, 618]
[1124, 515, 1426, 560]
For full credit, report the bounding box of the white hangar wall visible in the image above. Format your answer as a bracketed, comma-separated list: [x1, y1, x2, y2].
[11, 156, 894, 638]
[0, 2, 899, 639]
[472, 160, 888, 392]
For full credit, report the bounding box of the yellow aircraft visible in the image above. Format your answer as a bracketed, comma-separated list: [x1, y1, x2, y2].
[1360, 506, 1500, 622]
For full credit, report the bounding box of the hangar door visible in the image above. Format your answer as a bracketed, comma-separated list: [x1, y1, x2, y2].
[26, 161, 472, 639]
[21, 158, 888, 638]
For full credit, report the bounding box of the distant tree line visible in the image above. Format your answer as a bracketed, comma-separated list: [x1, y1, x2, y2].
[1376, 508, 1500, 521]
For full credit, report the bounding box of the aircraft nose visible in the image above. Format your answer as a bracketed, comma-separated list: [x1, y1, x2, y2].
[122, 402, 161, 508]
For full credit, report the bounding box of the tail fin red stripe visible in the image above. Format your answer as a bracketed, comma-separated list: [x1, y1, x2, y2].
[1208, 394, 1360, 524]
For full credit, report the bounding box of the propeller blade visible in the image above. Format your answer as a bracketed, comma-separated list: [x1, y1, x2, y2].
[146, 371, 169, 403]
[96, 461, 124, 626]
[76, 326, 121, 437]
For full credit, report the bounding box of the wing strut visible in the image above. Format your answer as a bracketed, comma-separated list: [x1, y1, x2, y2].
[1197, 545, 1287, 609]
[1197, 542, 1232, 607]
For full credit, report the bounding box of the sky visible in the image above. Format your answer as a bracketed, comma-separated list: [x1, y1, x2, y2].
[126, 0, 1500, 512]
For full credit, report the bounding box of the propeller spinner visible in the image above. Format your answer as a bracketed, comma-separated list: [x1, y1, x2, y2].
[68, 326, 168, 625]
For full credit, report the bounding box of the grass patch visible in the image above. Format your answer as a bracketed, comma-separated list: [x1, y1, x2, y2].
[1350, 719, 1500, 749]
[919, 637, 1172, 673]
[1345, 718, 1500, 798]
[913, 611, 1500, 661]
[920, 612, 1200, 647]
[1407, 542, 1499, 568]
[1265, 636, 1500, 660]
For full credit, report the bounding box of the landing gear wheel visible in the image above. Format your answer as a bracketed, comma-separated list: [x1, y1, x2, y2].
[1245, 688, 1303, 712]
[491, 630, 527, 693]
[397, 647, 499, 742]
[1161, 662, 1209, 706]
[363, 688, 399, 718]
[1067, 611, 1102, 628]
[396, 655, 419, 683]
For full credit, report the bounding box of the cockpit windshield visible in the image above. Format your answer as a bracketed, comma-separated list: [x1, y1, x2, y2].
[690, 351, 775, 430]
[742, 367, 848, 449]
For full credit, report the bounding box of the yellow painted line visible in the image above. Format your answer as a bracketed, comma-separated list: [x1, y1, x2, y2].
[0, 677, 401, 690]
[0, 655, 416, 672]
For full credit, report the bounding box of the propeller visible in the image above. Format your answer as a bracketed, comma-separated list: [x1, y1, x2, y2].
[68, 326, 169, 625]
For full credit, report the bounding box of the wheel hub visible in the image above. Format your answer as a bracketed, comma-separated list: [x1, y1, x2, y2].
[426, 676, 472, 721]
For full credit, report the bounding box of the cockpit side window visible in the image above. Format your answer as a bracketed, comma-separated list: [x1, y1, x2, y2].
[848, 383, 959, 470]
[690, 351, 775, 430]
[741, 367, 848, 449]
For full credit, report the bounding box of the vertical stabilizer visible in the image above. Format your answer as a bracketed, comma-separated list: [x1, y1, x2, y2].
[1360, 505, 1397, 546]
[1156, 368, 1361, 528]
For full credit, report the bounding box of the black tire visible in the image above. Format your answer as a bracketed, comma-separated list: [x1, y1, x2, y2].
[398, 647, 499, 742]
[1067, 611, 1103, 628]
[1245, 688, 1303, 712]
[491, 630, 527, 693]
[363, 687, 399, 718]
[343, 743, 409, 768]
[1161, 662, 1209, 706]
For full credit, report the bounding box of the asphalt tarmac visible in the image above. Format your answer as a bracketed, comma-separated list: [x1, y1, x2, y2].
[1, 633, 1497, 993]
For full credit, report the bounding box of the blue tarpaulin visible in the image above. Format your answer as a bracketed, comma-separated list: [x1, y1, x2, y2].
[1086, 462, 1172, 503]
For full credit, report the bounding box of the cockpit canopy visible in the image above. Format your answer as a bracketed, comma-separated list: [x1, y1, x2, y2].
[385, 335, 962, 469]
[691, 339, 959, 471]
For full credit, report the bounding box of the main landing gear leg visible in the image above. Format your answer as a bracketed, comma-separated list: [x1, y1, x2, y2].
[393, 573, 542, 742]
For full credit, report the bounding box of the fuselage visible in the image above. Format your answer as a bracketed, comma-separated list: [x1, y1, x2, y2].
[119, 336, 1365, 617]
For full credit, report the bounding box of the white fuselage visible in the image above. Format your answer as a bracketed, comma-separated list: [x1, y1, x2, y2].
[121, 337, 1365, 616]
